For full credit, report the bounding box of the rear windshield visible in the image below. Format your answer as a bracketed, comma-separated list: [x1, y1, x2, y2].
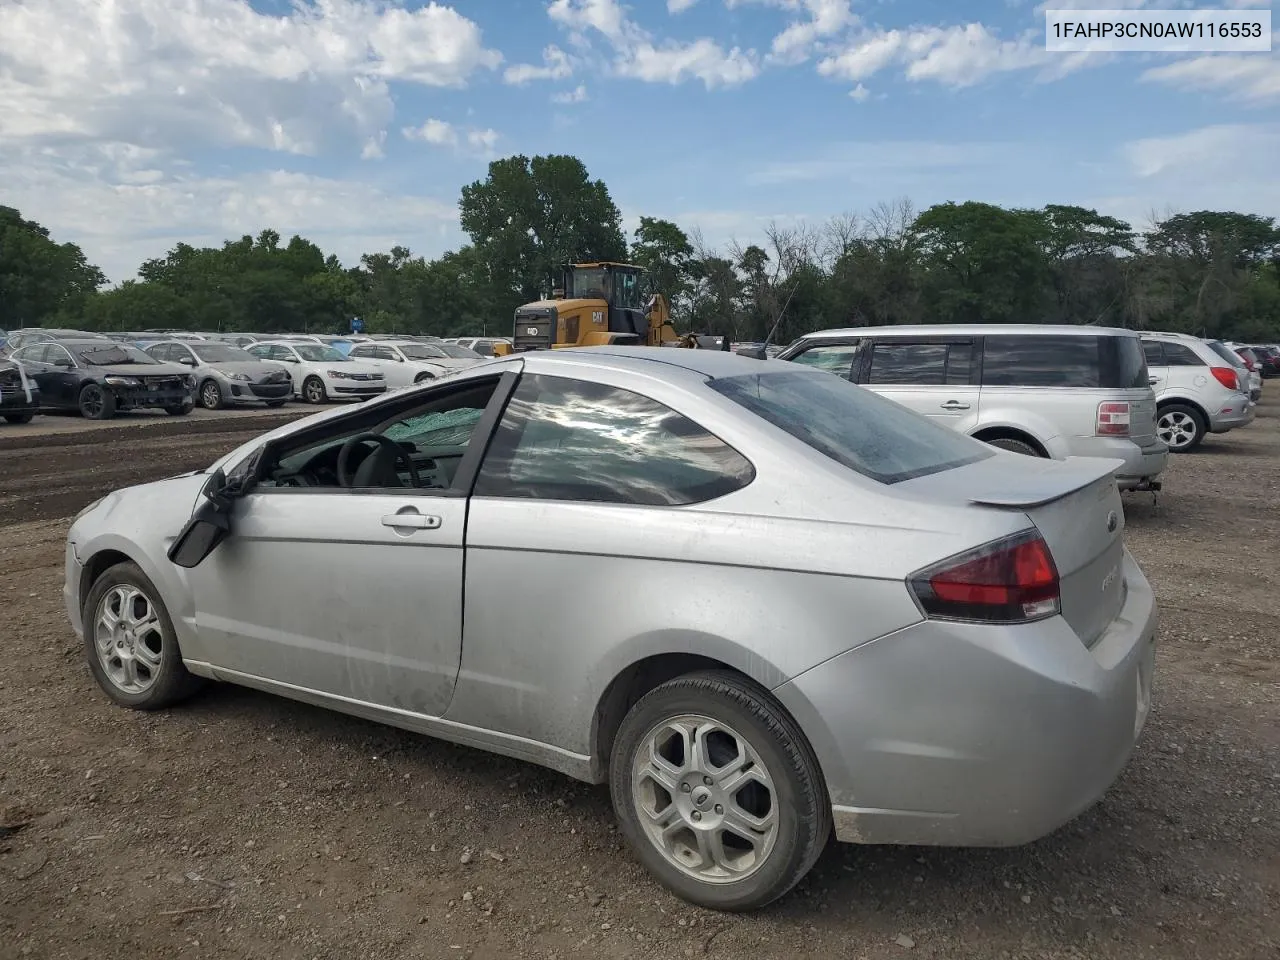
[982, 334, 1148, 389]
[1206, 340, 1245, 367]
[709, 369, 992, 484]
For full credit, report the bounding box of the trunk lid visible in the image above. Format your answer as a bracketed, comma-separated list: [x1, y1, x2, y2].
[1124, 390, 1158, 446]
[901, 453, 1128, 646]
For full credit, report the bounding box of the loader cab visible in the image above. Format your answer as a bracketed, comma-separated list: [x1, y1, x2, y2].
[511, 262, 652, 352]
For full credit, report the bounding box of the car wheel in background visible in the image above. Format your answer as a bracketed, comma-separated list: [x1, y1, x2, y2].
[79, 383, 116, 420]
[199, 379, 224, 410]
[985, 437, 1043, 457]
[1157, 403, 1206, 452]
[303, 375, 327, 404]
[3, 412, 34, 424]
[609, 670, 830, 911]
[165, 403, 194, 416]
[82, 562, 204, 710]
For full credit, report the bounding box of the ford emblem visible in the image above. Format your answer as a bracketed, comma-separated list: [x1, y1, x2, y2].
[1106, 510, 1118, 533]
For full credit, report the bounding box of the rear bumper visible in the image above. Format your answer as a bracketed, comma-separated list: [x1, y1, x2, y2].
[1068, 436, 1167, 489]
[1208, 398, 1254, 432]
[774, 550, 1157, 847]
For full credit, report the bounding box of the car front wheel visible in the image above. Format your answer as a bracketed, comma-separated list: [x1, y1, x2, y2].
[303, 375, 327, 404]
[83, 562, 204, 709]
[609, 671, 830, 911]
[79, 383, 116, 420]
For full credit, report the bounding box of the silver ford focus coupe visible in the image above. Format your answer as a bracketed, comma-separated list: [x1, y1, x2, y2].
[63, 347, 1157, 911]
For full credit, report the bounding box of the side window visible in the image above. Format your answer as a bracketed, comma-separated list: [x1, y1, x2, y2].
[1142, 342, 1164, 366]
[260, 379, 501, 492]
[348, 347, 372, 360]
[867, 342, 949, 386]
[473, 374, 755, 506]
[944, 343, 973, 384]
[47, 345, 73, 366]
[982, 335, 1100, 388]
[377, 347, 398, 361]
[270, 345, 295, 362]
[788, 342, 862, 378]
[1163, 343, 1205, 367]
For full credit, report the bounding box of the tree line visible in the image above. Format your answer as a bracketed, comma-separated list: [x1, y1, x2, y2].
[3, 154, 1277, 343]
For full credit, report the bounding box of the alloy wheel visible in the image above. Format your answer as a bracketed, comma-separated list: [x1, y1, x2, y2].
[93, 585, 164, 694]
[630, 714, 778, 884]
[1157, 410, 1197, 450]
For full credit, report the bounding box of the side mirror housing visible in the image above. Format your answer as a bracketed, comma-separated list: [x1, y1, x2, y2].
[736, 346, 767, 361]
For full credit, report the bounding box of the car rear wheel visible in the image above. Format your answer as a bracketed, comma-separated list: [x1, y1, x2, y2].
[985, 437, 1042, 457]
[609, 671, 830, 911]
[1157, 403, 1206, 452]
[83, 562, 204, 710]
[79, 384, 116, 420]
[165, 402, 193, 416]
[3, 412, 34, 424]
[199, 379, 224, 410]
[303, 375, 327, 404]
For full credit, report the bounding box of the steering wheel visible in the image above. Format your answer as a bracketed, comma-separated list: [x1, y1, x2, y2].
[336, 433, 421, 488]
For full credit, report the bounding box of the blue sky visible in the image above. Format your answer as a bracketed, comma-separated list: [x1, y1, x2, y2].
[0, 0, 1275, 282]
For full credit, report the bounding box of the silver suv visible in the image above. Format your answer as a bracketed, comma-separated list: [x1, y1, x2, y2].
[776, 324, 1168, 491]
[1141, 332, 1255, 452]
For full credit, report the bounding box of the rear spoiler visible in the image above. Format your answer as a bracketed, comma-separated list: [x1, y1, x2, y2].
[967, 456, 1126, 508]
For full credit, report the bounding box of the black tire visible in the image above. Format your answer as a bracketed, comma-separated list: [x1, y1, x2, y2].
[79, 383, 116, 420]
[609, 670, 830, 911]
[82, 561, 204, 710]
[199, 379, 224, 410]
[1157, 402, 1206, 453]
[164, 402, 193, 416]
[302, 375, 327, 404]
[265, 399, 288, 408]
[984, 436, 1042, 457]
[3, 412, 34, 424]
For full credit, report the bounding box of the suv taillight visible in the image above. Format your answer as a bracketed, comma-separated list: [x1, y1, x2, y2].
[1096, 401, 1131, 437]
[909, 531, 1061, 623]
[1210, 366, 1239, 391]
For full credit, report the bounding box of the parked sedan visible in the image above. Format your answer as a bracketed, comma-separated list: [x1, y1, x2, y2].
[10, 340, 195, 419]
[144, 340, 293, 410]
[0, 358, 40, 423]
[346, 339, 459, 387]
[246, 341, 386, 403]
[64, 348, 1156, 911]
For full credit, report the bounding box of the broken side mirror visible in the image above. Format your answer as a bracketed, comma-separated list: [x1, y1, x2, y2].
[166, 454, 258, 568]
[736, 345, 767, 360]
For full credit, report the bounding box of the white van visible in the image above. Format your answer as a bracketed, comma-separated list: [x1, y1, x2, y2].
[776, 324, 1168, 492]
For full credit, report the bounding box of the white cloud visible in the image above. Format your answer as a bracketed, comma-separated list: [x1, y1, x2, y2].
[1122, 123, 1280, 180]
[0, 142, 460, 283]
[1141, 54, 1280, 104]
[552, 84, 591, 103]
[848, 83, 870, 101]
[0, 0, 502, 156]
[547, 0, 760, 88]
[668, 0, 700, 12]
[503, 45, 573, 85]
[748, 139, 1019, 185]
[402, 119, 499, 156]
[360, 131, 387, 160]
[817, 22, 1088, 89]
[403, 118, 460, 147]
[768, 0, 858, 66]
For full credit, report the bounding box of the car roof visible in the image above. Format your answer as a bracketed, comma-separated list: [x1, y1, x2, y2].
[799, 323, 1137, 341]
[53, 339, 130, 349]
[533, 346, 780, 381]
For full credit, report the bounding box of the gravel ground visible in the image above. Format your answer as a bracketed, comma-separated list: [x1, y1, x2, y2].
[1, 404, 1277, 960]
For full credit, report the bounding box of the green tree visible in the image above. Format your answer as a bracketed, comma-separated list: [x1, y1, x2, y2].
[912, 201, 1049, 324]
[0, 206, 105, 327]
[631, 217, 695, 316]
[1038, 205, 1135, 325]
[459, 154, 627, 319]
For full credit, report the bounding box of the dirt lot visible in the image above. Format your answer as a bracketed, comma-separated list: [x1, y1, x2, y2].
[1, 405, 1277, 960]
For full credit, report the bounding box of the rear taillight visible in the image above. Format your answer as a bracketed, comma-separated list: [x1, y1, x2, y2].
[1210, 366, 1239, 391]
[909, 531, 1061, 623]
[1096, 401, 1131, 437]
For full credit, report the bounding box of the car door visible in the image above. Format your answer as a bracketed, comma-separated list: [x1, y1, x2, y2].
[11, 346, 57, 406]
[36, 344, 81, 407]
[1142, 341, 1169, 399]
[181, 371, 515, 716]
[856, 338, 979, 429]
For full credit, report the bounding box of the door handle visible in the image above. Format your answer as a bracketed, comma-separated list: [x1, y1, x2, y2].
[1148, 377, 1159, 385]
[381, 512, 441, 530]
[939, 400, 970, 410]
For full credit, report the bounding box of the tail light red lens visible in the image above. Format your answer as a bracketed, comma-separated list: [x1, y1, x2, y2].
[1210, 366, 1239, 391]
[909, 531, 1061, 623]
[1096, 400, 1131, 436]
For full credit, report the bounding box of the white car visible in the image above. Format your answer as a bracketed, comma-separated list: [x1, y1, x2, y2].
[345, 340, 466, 388]
[247, 341, 386, 404]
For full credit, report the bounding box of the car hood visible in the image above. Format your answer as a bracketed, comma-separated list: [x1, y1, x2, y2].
[89, 361, 194, 377]
[204, 360, 287, 379]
